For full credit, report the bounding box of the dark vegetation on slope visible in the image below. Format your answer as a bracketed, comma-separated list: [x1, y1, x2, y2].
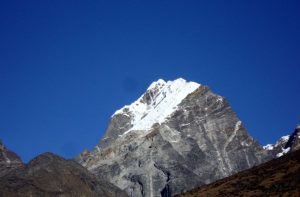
[176, 149, 300, 197]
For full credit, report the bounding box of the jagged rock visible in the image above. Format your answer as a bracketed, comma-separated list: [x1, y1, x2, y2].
[263, 126, 300, 158]
[77, 78, 270, 197]
[0, 141, 128, 197]
[286, 126, 300, 151]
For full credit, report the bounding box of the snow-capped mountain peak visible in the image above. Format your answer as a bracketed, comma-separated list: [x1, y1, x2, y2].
[113, 78, 200, 135]
[263, 135, 290, 152]
[79, 78, 270, 197]
[263, 126, 300, 157]
[275, 135, 290, 146]
[146, 78, 166, 91]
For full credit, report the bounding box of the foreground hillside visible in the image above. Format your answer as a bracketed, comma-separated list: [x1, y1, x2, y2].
[0, 141, 127, 197]
[176, 149, 300, 197]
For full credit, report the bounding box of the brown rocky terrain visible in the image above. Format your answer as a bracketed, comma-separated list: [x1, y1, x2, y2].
[0, 141, 128, 197]
[176, 149, 300, 197]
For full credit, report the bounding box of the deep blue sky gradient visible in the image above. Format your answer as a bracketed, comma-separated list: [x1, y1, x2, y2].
[0, 0, 299, 162]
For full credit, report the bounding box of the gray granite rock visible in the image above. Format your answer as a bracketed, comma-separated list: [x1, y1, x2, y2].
[77, 79, 271, 197]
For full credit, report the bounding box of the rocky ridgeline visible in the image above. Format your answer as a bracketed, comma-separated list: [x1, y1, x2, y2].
[0, 141, 127, 197]
[263, 126, 300, 158]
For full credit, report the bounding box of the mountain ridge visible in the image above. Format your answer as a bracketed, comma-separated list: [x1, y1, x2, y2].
[263, 126, 300, 158]
[1, 78, 298, 196]
[0, 141, 128, 197]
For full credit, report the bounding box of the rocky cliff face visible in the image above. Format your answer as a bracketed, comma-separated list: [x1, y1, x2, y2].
[263, 126, 300, 158]
[77, 78, 270, 197]
[0, 141, 128, 197]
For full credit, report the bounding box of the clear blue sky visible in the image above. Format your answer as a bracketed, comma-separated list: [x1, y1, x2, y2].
[0, 0, 299, 162]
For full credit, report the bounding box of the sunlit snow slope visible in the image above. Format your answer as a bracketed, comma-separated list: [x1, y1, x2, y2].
[113, 78, 200, 134]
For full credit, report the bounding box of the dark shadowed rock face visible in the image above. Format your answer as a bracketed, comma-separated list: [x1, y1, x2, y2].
[285, 126, 300, 151]
[77, 79, 270, 197]
[0, 142, 128, 197]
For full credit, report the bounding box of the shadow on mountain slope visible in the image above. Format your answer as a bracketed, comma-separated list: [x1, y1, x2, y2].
[176, 149, 300, 197]
[0, 141, 127, 197]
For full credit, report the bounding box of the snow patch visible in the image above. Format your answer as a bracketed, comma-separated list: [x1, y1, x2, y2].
[122, 113, 130, 118]
[273, 135, 290, 147]
[114, 78, 200, 135]
[281, 135, 290, 141]
[216, 96, 223, 103]
[234, 121, 242, 132]
[276, 147, 291, 157]
[241, 141, 250, 147]
[263, 144, 274, 150]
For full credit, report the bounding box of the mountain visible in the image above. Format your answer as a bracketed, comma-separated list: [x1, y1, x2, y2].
[0, 141, 128, 197]
[263, 126, 300, 158]
[77, 78, 270, 197]
[176, 148, 300, 197]
[0, 140, 23, 177]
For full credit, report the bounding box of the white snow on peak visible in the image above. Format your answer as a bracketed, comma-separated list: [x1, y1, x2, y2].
[146, 79, 166, 90]
[296, 125, 300, 129]
[263, 144, 274, 150]
[113, 78, 200, 135]
[280, 135, 290, 142]
[267, 135, 290, 149]
[263, 134, 292, 153]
